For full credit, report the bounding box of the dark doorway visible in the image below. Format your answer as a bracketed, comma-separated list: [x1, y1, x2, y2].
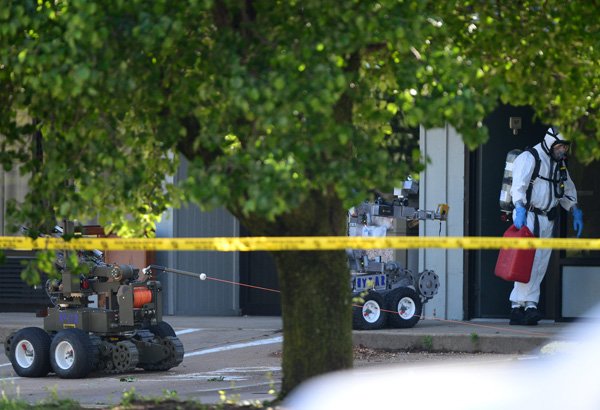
[468, 104, 548, 318]
[556, 152, 600, 320]
[239, 226, 281, 315]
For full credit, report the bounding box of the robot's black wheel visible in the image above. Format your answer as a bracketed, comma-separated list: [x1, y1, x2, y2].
[9, 327, 52, 377]
[50, 329, 96, 378]
[352, 291, 387, 330]
[385, 287, 422, 329]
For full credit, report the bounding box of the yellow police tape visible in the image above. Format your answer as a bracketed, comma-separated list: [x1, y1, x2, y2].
[0, 236, 599, 251]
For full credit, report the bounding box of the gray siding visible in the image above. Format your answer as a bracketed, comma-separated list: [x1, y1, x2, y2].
[156, 159, 240, 316]
[159, 128, 469, 319]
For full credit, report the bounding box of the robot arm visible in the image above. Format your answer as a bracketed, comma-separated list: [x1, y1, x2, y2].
[381, 203, 449, 221]
[365, 178, 449, 223]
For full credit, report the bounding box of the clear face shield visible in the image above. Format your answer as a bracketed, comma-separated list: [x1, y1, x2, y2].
[551, 143, 570, 161]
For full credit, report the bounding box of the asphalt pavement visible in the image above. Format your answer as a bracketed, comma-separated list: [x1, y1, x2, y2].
[0, 312, 588, 406]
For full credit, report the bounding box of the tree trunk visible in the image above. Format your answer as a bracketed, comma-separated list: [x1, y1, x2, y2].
[237, 188, 353, 397]
[273, 248, 353, 397]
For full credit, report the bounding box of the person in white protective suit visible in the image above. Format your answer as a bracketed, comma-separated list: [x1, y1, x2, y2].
[509, 127, 584, 326]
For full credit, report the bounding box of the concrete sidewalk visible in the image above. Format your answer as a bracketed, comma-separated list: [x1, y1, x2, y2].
[352, 318, 571, 354]
[0, 312, 576, 355]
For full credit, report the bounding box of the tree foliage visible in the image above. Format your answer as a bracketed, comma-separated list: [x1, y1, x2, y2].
[1, 0, 598, 397]
[1, 0, 598, 234]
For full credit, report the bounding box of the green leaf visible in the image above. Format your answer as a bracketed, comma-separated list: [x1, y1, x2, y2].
[17, 49, 27, 62]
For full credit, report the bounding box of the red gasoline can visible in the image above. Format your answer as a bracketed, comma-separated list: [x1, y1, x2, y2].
[494, 225, 535, 283]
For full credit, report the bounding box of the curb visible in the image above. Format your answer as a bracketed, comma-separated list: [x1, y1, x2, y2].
[352, 331, 551, 354]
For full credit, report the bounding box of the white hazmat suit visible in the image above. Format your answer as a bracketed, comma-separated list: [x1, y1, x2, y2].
[510, 128, 578, 312]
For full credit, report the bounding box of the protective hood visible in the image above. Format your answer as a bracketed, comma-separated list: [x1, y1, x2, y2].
[541, 127, 570, 154]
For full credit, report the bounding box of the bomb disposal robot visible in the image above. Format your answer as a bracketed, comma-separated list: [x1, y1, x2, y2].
[4, 246, 205, 379]
[349, 179, 448, 330]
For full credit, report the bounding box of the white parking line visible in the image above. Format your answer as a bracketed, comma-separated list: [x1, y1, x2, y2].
[184, 336, 283, 358]
[175, 328, 201, 336]
[1, 332, 280, 369]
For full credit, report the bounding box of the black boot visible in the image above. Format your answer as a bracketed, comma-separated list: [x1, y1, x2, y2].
[509, 307, 526, 325]
[523, 307, 542, 325]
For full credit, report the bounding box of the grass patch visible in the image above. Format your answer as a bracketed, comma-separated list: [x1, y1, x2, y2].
[1, 385, 85, 410]
[1, 377, 280, 410]
[0, 396, 84, 410]
[422, 335, 433, 350]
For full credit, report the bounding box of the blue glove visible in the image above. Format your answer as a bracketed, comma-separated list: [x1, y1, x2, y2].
[514, 204, 527, 229]
[573, 207, 583, 238]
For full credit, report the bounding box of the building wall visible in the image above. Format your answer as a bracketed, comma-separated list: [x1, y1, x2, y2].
[0, 168, 48, 312]
[419, 125, 465, 320]
[0, 166, 29, 235]
[1, 133, 466, 318]
[155, 160, 241, 316]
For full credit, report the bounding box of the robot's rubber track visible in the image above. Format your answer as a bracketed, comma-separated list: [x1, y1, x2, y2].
[97, 340, 139, 374]
[141, 336, 184, 371]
